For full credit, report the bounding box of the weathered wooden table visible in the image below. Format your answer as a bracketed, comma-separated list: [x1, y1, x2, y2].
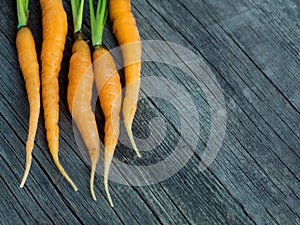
[1, 0, 299, 224]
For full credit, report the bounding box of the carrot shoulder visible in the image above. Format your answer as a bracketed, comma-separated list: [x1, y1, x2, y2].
[16, 26, 40, 188]
[40, 0, 77, 191]
[110, 0, 142, 157]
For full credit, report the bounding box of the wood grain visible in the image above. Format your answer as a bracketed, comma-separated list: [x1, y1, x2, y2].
[0, 0, 299, 224]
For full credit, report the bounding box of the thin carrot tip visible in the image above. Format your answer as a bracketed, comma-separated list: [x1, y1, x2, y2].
[104, 177, 114, 207]
[20, 174, 27, 188]
[90, 165, 97, 201]
[133, 148, 141, 158]
[20, 175, 27, 188]
[133, 144, 142, 158]
[131, 137, 141, 158]
[20, 151, 33, 188]
[53, 157, 78, 191]
[126, 126, 141, 158]
[91, 191, 97, 201]
[70, 179, 78, 191]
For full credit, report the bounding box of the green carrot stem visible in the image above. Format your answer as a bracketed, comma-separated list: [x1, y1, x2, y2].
[16, 0, 29, 29]
[89, 0, 108, 47]
[71, 0, 85, 35]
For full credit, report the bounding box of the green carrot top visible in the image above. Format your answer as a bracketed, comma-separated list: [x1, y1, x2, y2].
[16, 0, 29, 29]
[89, 0, 108, 47]
[71, 0, 85, 36]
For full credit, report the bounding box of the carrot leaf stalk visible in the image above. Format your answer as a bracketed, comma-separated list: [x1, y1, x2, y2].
[16, 0, 29, 29]
[71, 0, 84, 35]
[16, 0, 40, 188]
[89, 0, 108, 47]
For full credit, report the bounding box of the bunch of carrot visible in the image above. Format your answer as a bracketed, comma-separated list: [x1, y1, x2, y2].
[16, 0, 141, 206]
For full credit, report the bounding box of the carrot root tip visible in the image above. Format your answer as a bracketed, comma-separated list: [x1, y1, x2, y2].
[104, 152, 114, 207]
[53, 156, 78, 191]
[126, 126, 141, 157]
[136, 150, 142, 158]
[104, 177, 114, 207]
[20, 149, 33, 188]
[90, 163, 97, 201]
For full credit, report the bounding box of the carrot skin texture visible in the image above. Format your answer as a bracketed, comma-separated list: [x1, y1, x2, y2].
[110, 0, 142, 157]
[67, 39, 100, 200]
[93, 47, 122, 207]
[40, 0, 77, 191]
[16, 27, 40, 188]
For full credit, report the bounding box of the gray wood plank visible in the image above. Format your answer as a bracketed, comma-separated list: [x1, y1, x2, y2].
[204, 0, 300, 112]
[131, 0, 300, 224]
[195, 0, 300, 141]
[0, 0, 299, 224]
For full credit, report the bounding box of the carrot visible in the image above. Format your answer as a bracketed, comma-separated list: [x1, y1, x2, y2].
[93, 47, 122, 207]
[40, 0, 77, 191]
[109, 0, 142, 157]
[67, 0, 100, 200]
[16, 0, 40, 188]
[90, 0, 122, 207]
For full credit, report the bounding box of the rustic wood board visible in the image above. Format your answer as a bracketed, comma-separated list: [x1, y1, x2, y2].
[0, 0, 299, 224]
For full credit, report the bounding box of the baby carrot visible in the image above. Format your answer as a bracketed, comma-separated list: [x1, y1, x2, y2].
[109, 0, 142, 157]
[93, 47, 122, 207]
[40, 0, 77, 191]
[67, 0, 100, 200]
[16, 0, 40, 188]
[90, 0, 122, 206]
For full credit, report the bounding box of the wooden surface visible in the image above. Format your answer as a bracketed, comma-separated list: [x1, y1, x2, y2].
[1, 0, 299, 224]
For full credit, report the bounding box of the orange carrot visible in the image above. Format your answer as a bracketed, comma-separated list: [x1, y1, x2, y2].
[90, 0, 122, 206]
[93, 46, 122, 207]
[110, 0, 142, 157]
[68, 39, 100, 200]
[67, 0, 100, 200]
[40, 0, 77, 191]
[17, 27, 40, 188]
[16, 0, 40, 187]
